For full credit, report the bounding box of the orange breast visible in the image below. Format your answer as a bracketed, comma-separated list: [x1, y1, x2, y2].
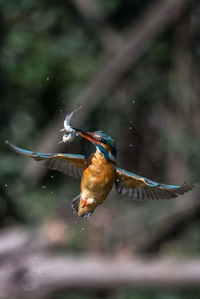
[78, 152, 115, 215]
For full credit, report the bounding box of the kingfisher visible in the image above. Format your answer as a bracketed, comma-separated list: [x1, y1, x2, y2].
[6, 112, 194, 218]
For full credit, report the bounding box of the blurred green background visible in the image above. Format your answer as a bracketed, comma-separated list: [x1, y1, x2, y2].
[1, 0, 200, 298]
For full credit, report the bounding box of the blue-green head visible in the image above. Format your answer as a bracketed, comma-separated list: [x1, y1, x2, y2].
[78, 129, 117, 162]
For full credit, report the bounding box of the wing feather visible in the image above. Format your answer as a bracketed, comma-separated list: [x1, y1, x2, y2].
[115, 167, 194, 200]
[6, 141, 86, 179]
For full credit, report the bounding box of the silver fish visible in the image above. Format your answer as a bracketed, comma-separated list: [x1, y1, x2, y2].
[60, 105, 82, 143]
[62, 131, 77, 143]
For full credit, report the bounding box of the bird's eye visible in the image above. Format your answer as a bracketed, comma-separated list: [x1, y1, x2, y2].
[95, 135, 105, 143]
[100, 138, 106, 143]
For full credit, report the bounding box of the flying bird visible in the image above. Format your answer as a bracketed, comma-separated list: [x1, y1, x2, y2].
[6, 112, 194, 218]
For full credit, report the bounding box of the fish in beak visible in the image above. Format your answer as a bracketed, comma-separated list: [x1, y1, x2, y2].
[59, 106, 101, 146]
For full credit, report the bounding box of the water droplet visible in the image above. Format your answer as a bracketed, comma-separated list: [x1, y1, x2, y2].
[46, 77, 49, 81]
[129, 120, 133, 124]
[51, 175, 54, 179]
[41, 185, 46, 189]
[130, 144, 133, 148]
[132, 100, 135, 104]
[5, 184, 8, 187]
[81, 227, 85, 231]
[50, 191, 54, 194]
[129, 126, 132, 130]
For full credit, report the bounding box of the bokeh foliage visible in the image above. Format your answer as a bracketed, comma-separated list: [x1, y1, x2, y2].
[0, 0, 200, 298]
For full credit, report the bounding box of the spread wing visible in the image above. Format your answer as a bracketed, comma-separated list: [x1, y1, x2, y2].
[115, 167, 194, 200]
[6, 141, 86, 178]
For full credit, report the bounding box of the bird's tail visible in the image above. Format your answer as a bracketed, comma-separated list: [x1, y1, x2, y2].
[72, 194, 94, 218]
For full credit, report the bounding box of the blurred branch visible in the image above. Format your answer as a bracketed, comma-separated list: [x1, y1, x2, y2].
[71, 0, 122, 52]
[24, 0, 192, 183]
[1, 226, 200, 298]
[0, 227, 47, 259]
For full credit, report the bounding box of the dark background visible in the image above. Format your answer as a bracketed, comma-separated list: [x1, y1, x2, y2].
[1, 0, 200, 298]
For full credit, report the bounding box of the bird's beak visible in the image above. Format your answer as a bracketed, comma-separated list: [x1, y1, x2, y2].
[77, 130, 100, 145]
